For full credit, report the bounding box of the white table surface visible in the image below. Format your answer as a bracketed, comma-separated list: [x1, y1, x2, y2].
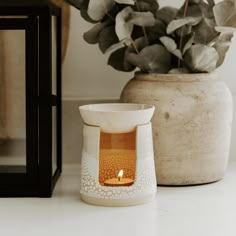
[0, 162, 235, 236]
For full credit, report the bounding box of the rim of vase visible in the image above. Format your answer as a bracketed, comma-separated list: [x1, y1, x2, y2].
[134, 71, 218, 82]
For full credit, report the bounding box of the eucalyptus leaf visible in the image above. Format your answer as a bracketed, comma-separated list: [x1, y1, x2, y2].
[182, 33, 195, 54]
[108, 47, 136, 71]
[146, 19, 166, 41]
[123, 37, 149, 67]
[123, 48, 137, 71]
[213, 1, 232, 26]
[225, 0, 236, 6]
[191, 1, 218, 43]
[177, 4, 202, 20]
[102, 4, 122, 22]
[175, 3, 202, 38]
[215, 26, 236, 33]
[176, 25, 192, 37]
[127, 37, 149, 53]
[115, 7, 134, 40]
[213, 32, 233, 67]
[80, 0, 98, 23]
[156, 7, 178, 25]
[83, 21, 111, 44]
[199, 1, 215, 20]
[66, 0, 235, 74]
[98, 26, 119, 53]
[213, 1, 236, 28]
[207, 0, 215, 8]
[65, 0, 85, 9]
[160, 36, 183, 59]
[88, 0, 115, 21]
[167, 17, 201, 34]
[189, 0, 201, 3]
[126, 44, 171, 73]
[184, 44, 219, 72]
[105, 38, 131, 54]
[129, 11, 155, 27]
[131, 25, 144, 39]
[193, 18, 219, 44]
[135, 0, 159, 14]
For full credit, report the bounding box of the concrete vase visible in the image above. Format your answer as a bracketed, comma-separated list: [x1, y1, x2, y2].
[121, 72, 233, 185]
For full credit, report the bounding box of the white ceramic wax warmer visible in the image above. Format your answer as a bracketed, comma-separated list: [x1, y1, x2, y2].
[79, 103, 157, 207]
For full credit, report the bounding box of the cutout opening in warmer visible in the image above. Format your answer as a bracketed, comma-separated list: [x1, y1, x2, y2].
[99, 130, 136, 187]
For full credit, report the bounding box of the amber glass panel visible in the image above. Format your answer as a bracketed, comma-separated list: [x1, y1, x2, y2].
[99, 131, 136, 185]
[52, 107, 57, 175]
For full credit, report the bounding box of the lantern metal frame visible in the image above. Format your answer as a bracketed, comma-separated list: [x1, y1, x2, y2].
[0, 1, 62, 197]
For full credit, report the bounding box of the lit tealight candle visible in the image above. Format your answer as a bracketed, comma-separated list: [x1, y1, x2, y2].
[104, 169, 134, 187]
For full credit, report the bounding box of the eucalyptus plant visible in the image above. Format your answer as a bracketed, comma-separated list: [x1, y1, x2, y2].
[66, 0, 236, 73]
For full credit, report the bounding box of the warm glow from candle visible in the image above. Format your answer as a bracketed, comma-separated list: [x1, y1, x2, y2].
[104, 169, 134, 187]
[118, 169, 124, 181]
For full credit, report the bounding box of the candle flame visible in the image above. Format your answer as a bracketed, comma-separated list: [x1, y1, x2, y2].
[118, 169, 124, 181]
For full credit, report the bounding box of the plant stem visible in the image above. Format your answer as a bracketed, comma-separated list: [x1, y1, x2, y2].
[130, 37, 139, 54]
[105, 12, 115, 21]
[102, 0, 115, 21]
[178, 0, 189, 68]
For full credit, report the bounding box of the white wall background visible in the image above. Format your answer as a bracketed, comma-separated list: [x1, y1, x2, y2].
[62, 0, 236, 162]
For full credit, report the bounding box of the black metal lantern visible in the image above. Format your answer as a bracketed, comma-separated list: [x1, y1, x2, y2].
[0, 0, 62, 197]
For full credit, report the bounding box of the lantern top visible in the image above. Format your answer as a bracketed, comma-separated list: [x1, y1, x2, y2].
[0, 0, 60, 16]
[0, 0, 53, 7]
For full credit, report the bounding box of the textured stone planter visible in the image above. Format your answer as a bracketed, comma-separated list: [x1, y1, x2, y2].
[121, 72, 233, 185]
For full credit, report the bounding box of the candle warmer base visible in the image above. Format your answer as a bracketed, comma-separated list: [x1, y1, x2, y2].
[80, 193, 156, 207]
[79, 104, 157, 207]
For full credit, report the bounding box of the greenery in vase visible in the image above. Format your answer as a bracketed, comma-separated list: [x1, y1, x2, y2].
[65, 0, 236, 74]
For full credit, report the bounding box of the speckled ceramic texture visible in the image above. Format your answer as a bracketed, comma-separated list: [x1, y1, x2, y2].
[80, 124, 157, 207]
[121, 73, 233, 185]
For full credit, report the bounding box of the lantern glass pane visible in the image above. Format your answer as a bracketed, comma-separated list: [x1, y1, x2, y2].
[0, 30, 26, 173]
[0, 16, 27, 19]
[52, 15, 58, 176]
[52, 16, 57, 96]
[52, 106, 57, 176]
